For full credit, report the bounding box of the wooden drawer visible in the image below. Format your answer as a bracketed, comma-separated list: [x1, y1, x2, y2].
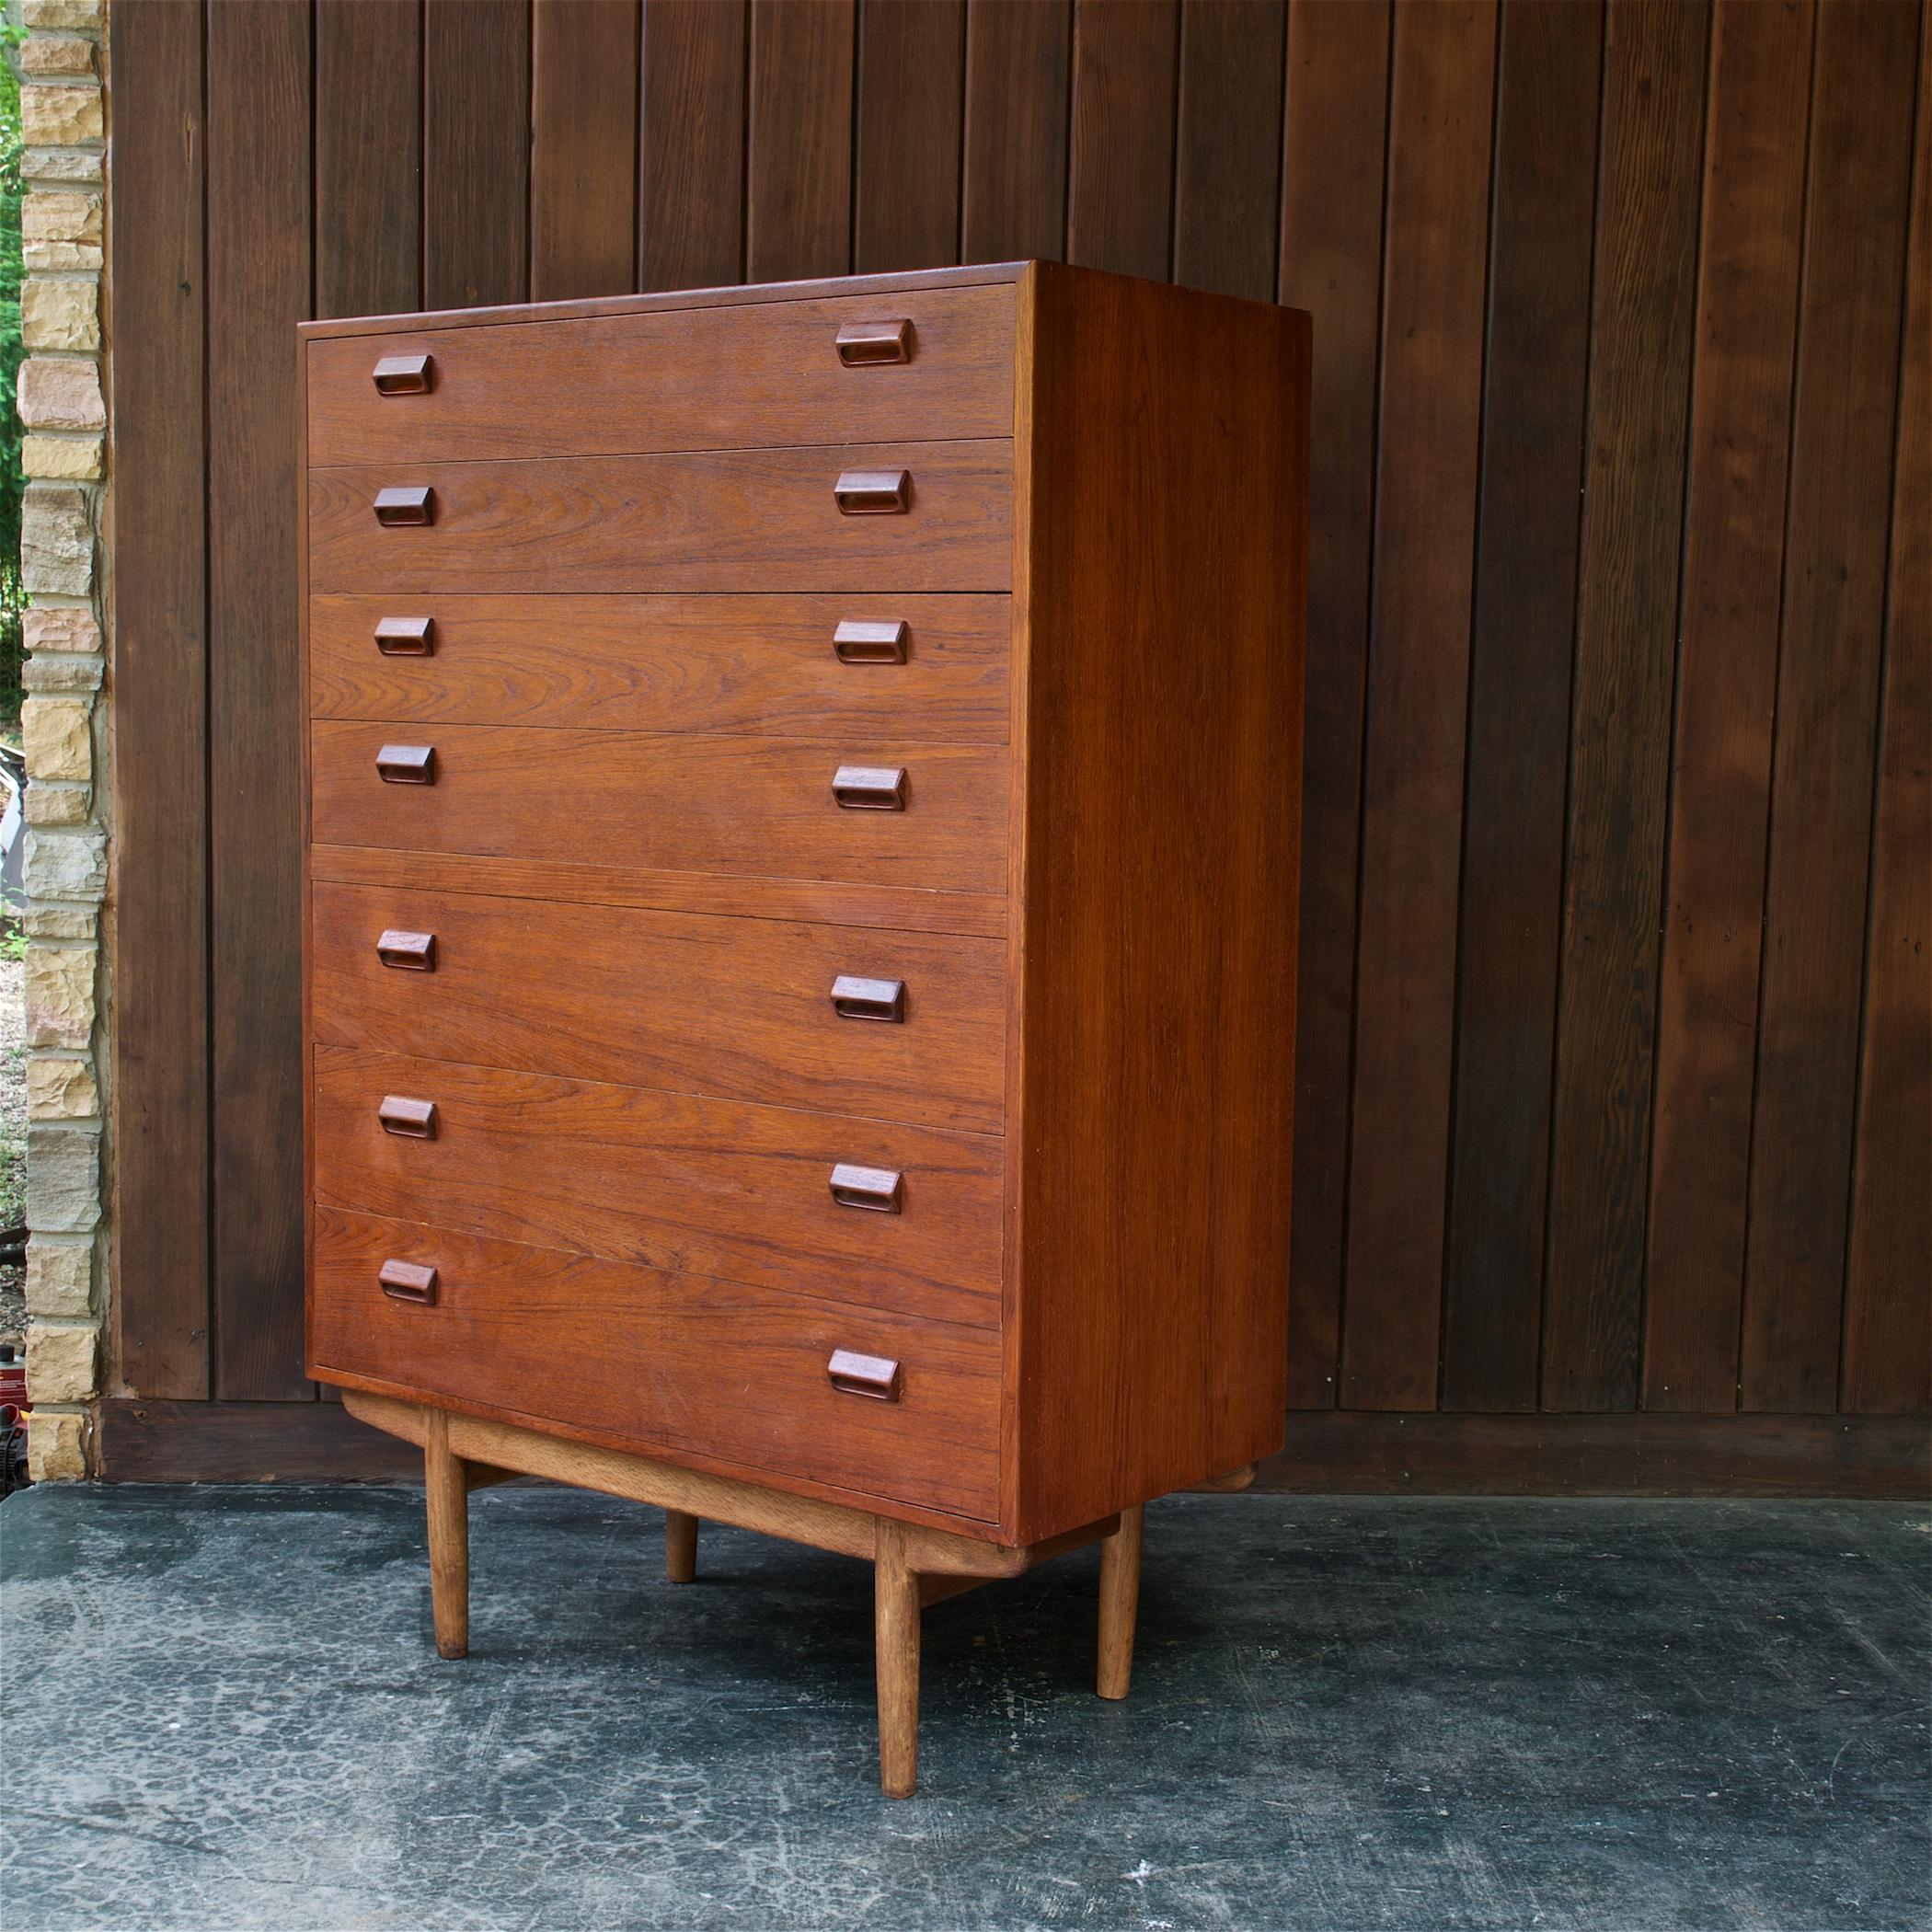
[309, 593, 1011, 742]
[309, 882, 1006, 1135]
[305, 284, 1016, 466]
[309, 720, 1007, 896]
[307, 443, 1012, 595]
[309, 1206, 1001, 1520]
[314, 1045, 1003, 1328]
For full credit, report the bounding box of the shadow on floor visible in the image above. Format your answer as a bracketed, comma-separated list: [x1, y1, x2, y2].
[1, 1485, 1926, 1931]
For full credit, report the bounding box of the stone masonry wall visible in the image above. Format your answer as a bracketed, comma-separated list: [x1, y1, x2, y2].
[17, 0, 107, 1481]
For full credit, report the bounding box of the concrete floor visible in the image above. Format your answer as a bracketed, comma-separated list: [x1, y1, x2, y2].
[1, 1485, 1926, 1932]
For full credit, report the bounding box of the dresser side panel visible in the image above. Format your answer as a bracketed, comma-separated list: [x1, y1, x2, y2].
[1011, 265, 1308, 1541]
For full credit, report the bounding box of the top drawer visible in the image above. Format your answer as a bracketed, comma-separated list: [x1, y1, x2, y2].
[305, 285, 1017, 467]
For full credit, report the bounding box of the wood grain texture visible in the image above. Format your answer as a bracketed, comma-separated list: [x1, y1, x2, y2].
[532, 0, 641, 300]
[1010, 264, 1306, 1540]
[1340, 0, 1497, 1412]
[307, 592, 1010, 742]
[961, 0, 1071, 263]
[345, 1388, 1098, 1558]
[310, 881, 1006, 1133]
[424, 0, 530, 309]
[1441, 0, 1601, 1415]
[313, 1044, 1004, 1326]
[315, 0, 421, 319]
[873, 1517, 921, 1795]
[113, 9, 1929, 1477]
[747, 0, 856, 282]
[1643, 0, 1811, 1413]
[1066, 0, 1179, 282]
[309, 719, 1008, 893]
[307, 443, 1013, 594]
[1258, 1409, 1932, 1498]
[638, 0, 748, 290]
[304, 284, 1016, 465]
[1094, 1502, 1143, 1698]
[98, 1399, 420, 1481]
[311, 1206, 1003, 1519]
[305, 264, 1023, 337]
[1842, 34, 1932, 1418]
[1277, 0, 1389, 1411]
[207, 0, 310, 1401]
[1741, 0, 1922, 1413]
[424, 1408, 470, 1657]
[664, 1509, 699, 1581]
[855, 0, 965, 274]
[99, 1397, 1928, 1498]
[311, 842, 1008, 939]
[1542, 0, 1709, 1412]
[1172, 0, 1283, 302]
[108, 0, 211, 1398]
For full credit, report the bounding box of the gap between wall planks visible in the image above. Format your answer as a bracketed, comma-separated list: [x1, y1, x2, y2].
[107, 0, 1927, 1446]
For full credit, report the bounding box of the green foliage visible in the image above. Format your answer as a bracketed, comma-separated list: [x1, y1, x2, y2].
[0, 31, 23, 741]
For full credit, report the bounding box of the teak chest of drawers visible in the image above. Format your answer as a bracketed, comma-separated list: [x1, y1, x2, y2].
[301, 260, 1309, 1796]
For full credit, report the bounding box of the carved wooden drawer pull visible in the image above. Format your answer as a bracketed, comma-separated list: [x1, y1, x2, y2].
[374, 615, 435, 655]
[830, 975, 905, 1023]
[378, 1258, 438, 1304]
[834, 320, 913, 366]
[833, 765, 905, 810]
[834, 468, 911, 515]
[378, 1095, 437, 1139]
[376, 742, 435, 785]
[375, 928, 435, 972]
[834, 619, 909, 663]
[829, 1163, 903, 1213]
[372, 353, 433, 396]
[827, 1348, 901, 1401]
[374, 485, 434, 526]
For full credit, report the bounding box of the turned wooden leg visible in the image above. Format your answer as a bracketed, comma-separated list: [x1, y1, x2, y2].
[874, 1519, 921, 1798]
[665, 1509, 698, 1583]
[424, 1409, 469, 1661]
[1097, 1502, 1144, 1700]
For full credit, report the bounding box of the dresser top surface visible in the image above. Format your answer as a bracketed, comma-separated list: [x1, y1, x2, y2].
[297, 262, 1036, 345]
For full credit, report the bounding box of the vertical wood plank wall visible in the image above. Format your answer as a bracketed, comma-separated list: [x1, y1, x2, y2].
[107, 0, 1929, 1464]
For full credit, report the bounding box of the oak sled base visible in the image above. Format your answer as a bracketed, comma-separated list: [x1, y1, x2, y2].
[346, 1394, 1266, 1797]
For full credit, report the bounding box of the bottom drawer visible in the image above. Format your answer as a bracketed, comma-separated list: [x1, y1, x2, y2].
[308, 1205, 1000, 1521]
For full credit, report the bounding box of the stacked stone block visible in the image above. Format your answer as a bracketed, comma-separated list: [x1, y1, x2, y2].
[16, 0, 107, 1483]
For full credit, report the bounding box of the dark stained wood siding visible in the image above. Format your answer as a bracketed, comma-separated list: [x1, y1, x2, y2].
[1341, 0, 1496, 1411]
[203, 0, 312, 1400]
[1739, 0, 1921, 1414]
[1541, 0, 1709, 1413]
[1643, 0, 1812, 1413]
[1842, 17, 1931, 1420]
[107, 0, 1929, 1466]
[1276, 0, 1389, 1412]
[109, 0, 212, 1397]
[855, 0, 966, 275]
[1442, 0, 1599, 1415]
